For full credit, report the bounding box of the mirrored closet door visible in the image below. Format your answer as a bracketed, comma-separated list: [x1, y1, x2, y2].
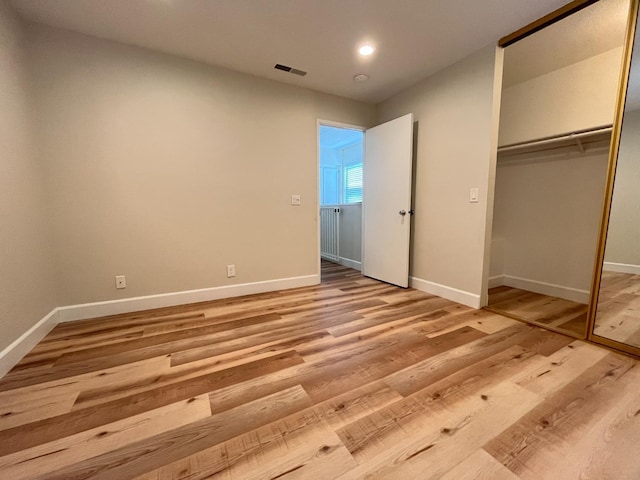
[487, 0, 630, 339]
[589, 0, 640, 356]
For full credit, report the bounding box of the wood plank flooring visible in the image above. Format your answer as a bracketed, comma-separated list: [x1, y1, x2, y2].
[488, 285, 588, 337]
[594, 271, 640, 348]
[1, 261, 639, 479]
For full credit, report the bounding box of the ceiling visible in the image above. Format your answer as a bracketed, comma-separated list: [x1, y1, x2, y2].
[320, 125, 363, 150]
[11, 0, 579, 103]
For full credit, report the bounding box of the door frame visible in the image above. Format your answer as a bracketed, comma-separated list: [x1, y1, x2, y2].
[316, 119, 367, 279]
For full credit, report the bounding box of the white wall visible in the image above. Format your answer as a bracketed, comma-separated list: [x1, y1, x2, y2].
[0, 1, 57, 351]
[499, 47, 623, 146]
[319, 147, 341, 167]
[27, 25, 376, 307]
[605, 108, 640, 269]
[342, 143, 363, 167]
[338, 204, 362, 266]
[377, 45, 503, 307]
[492, 151, 609, 299]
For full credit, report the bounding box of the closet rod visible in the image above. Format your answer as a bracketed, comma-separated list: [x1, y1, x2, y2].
[498, 125, 613, 153]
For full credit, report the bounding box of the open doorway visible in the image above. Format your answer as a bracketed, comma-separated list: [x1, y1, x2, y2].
[319, 124, 364, 270]
[318, 114, 414, 287]
[318, 123, 364, 277]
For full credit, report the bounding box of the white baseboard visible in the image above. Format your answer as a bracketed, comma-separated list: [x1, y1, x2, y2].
[501, 275, 589, 304]
[0, 274, 320, 379]
[488, 275, 504, 288]
[603, 262, 640, 275]
[339, 257, 362, 271]
[320, 253, 339, 262]
[57, 274, 320, 323]
[0, 308, 59, 378]
[410, 276, 481, 309]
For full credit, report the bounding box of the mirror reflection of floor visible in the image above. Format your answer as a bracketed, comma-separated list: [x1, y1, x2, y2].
[594, 271, 640, 347]
[487, 286, 588, 337]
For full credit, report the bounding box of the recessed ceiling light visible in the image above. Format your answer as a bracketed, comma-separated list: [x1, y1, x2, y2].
[353, 74, 369, 82]
[358, 45, 375, 56]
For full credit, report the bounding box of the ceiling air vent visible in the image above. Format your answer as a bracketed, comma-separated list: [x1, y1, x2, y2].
[274, 64, 307, 76]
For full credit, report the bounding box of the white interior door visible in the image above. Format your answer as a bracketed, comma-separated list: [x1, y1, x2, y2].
[363, 113, 413, 287]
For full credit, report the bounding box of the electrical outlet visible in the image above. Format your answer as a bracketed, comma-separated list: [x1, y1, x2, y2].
[115, 275, 126, 289]
[291, 194, 301, 206]
[226, 264, 236, 278]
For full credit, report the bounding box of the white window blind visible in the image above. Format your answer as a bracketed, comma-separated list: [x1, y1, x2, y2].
[345, 164, 363, 203]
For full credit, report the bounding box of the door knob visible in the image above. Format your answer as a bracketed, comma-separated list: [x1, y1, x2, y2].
[399, 210, 407, 216]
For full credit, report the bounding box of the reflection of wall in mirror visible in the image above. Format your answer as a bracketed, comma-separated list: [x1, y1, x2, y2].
[499, 47, 623, 146]
[623, 10, 640, 112]
[605, 108, 640, 272]
[492, 151, 608, 297]
[492, 45, 623, 300]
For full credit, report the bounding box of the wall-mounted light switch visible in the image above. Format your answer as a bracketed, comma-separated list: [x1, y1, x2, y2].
[469, 188, 479, 203]
[291, 194, 301, 206]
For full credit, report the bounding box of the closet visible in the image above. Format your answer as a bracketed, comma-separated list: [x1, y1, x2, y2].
[487, 0, 629, 338]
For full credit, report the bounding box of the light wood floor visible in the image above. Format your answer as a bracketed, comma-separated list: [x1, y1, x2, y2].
[595, 271, 640, 348]
[488, 286, 588, 337]
[1, 262, 639, 479]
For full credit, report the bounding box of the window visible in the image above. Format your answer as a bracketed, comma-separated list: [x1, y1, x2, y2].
[344, 164, 363, 203]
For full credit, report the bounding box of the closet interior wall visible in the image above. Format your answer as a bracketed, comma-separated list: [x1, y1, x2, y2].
[490, 43, 625, 309]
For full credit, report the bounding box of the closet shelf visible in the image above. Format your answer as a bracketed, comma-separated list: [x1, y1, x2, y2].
[497, 125, 612, 161]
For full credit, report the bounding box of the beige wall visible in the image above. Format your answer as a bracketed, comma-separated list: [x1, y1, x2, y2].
[499, 47, 623, 146]
[27, 25, 376, 306]
[377, 45, 502, 306]
[492, 151, 608, 292]
[605, 109, 640, 267]
[0, 2, 56, 351]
